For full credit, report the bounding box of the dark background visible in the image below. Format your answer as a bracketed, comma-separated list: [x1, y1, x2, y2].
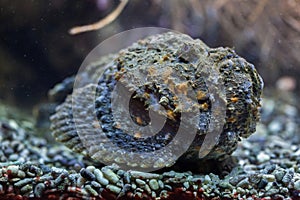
[0, 0, 299, 110]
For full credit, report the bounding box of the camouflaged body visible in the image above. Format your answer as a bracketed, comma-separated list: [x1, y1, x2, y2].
[50, 32, 263, 169]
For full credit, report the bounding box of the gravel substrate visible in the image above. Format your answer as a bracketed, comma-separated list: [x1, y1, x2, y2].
[0, 91, 300, 200]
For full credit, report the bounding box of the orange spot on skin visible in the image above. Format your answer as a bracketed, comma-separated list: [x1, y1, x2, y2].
[193, 146, 201, 151]
[196, 91, 207, 100]
[136, 117, 143, 125]
[162, 54, 170, 61]
[114, 72, 121, 80]
[173, 101, 184, 113]
[175, 82, 188, 95]
[231, 97, 239, 103]
[134, 132, 142, 138]
[143, 92, 150, 99]
[253, 108, 259, 116]
[200, 102, 209, 111]
[166, 110, 176, 121]
[120, 67, 125, 72]
[228, 117, 237, 123]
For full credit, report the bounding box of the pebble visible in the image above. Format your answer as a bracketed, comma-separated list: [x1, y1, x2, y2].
[34, 183, 45, 198]
[91, 180, 101, 188]
[76, 176, 86, 187]
[158, 180, 164, 189]
[94, 168, 109, 186]
[135, 178, 146, 186]
[219, 180, 233, 189]
[229, 175, 246, 186]
[280, 187, 289, 194]
[282, 170, 294, 186]
[249, 173, 261, 184]
[268, 121, 282, 133]
[144, 184, 152, 194]
[120, 183, 131, 195]
[183, 181, 189, 189]
[20, 184, 33, 194]
[203, 175, 211, 184]
[106, 184, 121, 194]
[102, 167, 119, 184]
[262, 174, 275, 182]
[7, 165, 19, 177]
[85, 184, 98, 196]
[39, 174, 53, 182]
[160, 190, 168, 198]
[17, 170, 26, 178]
[135, 191, 143, 198]
[257, 152, 270, 163]
[262, 164, 276, 174]
[130, 171, 160, 179]
[274, 169, 285, 182]
[131, 183, 137, 190]
[151, 191, 156, 198]
[136, 187, 144, 193]
[265, 182, 273, 191]
[257, 179, 268, 189]
[149, 179, 159, 190]
[54, 172, 68, 185]
[86, 165, 95, 173]
[164, 184, 172, 191]
[236, 187, 245, 195]
[14, 178, 33, 188]
[294, 180, 300, 190]
[236, 178, 250, 189]
[80, 168, 95, 181]
[29, 165, 42, 176]
[264, 188, 279, 196]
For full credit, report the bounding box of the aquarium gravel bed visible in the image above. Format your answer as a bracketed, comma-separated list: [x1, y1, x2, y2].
[0, 93, 300, 200]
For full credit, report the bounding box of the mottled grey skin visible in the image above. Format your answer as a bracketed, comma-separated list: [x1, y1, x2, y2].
[50, 32, 263, 170]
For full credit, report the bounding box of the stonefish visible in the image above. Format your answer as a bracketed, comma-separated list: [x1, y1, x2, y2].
[50, 32, 263, 171]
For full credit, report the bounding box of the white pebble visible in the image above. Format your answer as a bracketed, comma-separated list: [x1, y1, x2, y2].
[294, 180, 300, 190]
[257, 152, 270, 163]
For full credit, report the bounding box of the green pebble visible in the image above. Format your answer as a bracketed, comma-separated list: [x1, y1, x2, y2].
[158, 180, 164, 189]
[14, 178, 33, 187]
[94, 169, 109, 185]
[106, 184, 121, 194]
[130, 171, 160, 179]
[20, 184, 33, 194]
[17, 170, 26, 178]
[102, 168, 119, 184]
[149, 179, 159, 190]
[144, 184, 152, 194]
[136, 178, 146, 186]
[85, 185, 98, 196]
